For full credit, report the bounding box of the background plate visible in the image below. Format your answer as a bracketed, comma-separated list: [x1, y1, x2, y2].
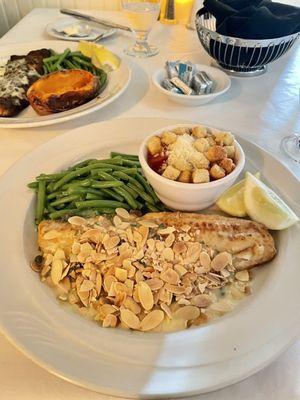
[0, 118, 299, 398]
[45, 18, 116, 42]
[0, 41, 130, 128]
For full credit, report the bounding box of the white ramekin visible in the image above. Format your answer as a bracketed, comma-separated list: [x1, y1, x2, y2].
[139, 123, 245, 211]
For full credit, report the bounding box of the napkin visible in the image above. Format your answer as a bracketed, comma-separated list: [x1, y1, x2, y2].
[198, 0, 300, 39]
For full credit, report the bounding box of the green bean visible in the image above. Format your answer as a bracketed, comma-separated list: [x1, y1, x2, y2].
[43, 54, 60, 63]
[27, 181, 38, 189]
[101, 188, 124, 202]
[112, 171, 144, 191]
[127, 182, 155, 205]
[49, 209, 78, 220]
[145, 202, 160, 212]
[70, 51, 90, 60]
[91, 181, 124, 189]
[36, 181, 46, 224]
[134, 173, 159, 203]
[46, 181, 56, 193]
[122, 159, 141, 167]
[51, 194, 81, 207]
[123, 185, 139, 199]
[96, 171, 118, 181]
[75, 200, 130, 210]
[116, 168, 138, 175]
[53, 162, 120, 191]
[67, 187, 105, 197]
[43, 65, 48, 75]
[110, 152, 139, 161]
[37, 172, 66, 181]
[73, 56, 93, 67]
[90, 168, 114, 177]
[63, 59, 78, 70]
[47, 191, 65, 200]
[56, 49, 71, 67]
[113, 187, 137, 209]
[85, 193, 103, 200]
[62, 178, 94, 190]
[79, 208, 116, 217]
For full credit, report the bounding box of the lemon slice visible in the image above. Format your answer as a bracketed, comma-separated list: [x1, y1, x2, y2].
[78, 41, 98, 58]
[216, 172, 260, 217]
[91, 46, 121, 72]
[244, 172, 299, 230]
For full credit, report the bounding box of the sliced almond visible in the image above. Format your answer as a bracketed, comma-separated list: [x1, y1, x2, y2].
[147, 278, 164, 291]
[174, 264, 188, 277]
[160, 303, 172, 319]
[113, 215, 122, 227]
[211, 252, 232, 271]
[102, 313, 118, 328]
[99, 304, 117, 319]
[116, 208, 130, 220]
[103, 236, 120, 250]
[104, 275, 117, 292]
[139, 220, 158, 228]
[165, 233, 175, 247]
[199, 251, 211, 271]
[173, 242, 187, 254]
[68, 216, 87, 226]
[53, 248, 65, 260]
[51, 259, 63, 285]
[115, 267, 128, 282]
[161, 268, 180, 285]
[137, 281, 154, 310]
[162, 247, 175, 262]
[120, 308, 140, 330]
[79, 279, 94, 292]
[174, 305, 200, 320]
[123, 297, 141, 314]
[191, 294, 212, 308]
[158, 227, 175, 235]
[235, 270, 249, 282]
[140, 310, 164, 331]
[164, 283, 185, 294]
[186, 242, 201, 262]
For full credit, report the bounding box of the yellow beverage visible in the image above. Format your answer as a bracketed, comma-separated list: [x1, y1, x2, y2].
[124, 2, 160, 32]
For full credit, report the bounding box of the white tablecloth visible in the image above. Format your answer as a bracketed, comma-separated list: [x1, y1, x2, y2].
[0, 8, 299, 400]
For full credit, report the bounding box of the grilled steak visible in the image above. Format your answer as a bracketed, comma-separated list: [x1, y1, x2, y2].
[0, 48, 51, 117]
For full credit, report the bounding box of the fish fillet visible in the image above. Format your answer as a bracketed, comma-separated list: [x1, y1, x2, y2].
[38, 212, 276, 271]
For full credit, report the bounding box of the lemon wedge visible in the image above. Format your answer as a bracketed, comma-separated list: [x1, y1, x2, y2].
[78, 41, 121, 72]
[91, 46, 121, 72]
[216, 172, 260, 217]
[78, 41, 97, 58]
[244, 172, 299, 230]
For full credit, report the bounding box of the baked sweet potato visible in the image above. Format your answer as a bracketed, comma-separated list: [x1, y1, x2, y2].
[27, 69, 100, 115]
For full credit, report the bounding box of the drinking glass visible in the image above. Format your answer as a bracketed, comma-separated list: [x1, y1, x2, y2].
[281, 134, 300, 163]
[122, 0, 161, 57]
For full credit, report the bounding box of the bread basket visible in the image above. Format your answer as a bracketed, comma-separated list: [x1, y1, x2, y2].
[195, 11, 300, 76]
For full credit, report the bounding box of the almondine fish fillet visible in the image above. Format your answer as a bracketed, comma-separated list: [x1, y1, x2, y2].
[38, 212, 276, 271]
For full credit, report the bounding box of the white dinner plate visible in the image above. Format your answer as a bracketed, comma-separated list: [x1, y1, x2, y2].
[0, 41, 131, 128]
[0, 118, 299, 398]
[46, 18, 116, 42]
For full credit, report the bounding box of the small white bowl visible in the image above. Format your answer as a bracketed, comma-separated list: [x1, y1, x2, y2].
[139, 123, 245, 211]
[152, 64, 231, 106]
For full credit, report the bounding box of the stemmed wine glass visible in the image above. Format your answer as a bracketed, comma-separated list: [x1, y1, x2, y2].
[281, 134, 300, 163]
[122, 0, 161, 57]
